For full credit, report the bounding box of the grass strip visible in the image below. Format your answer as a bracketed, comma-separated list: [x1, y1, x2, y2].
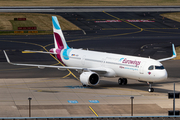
[173, 46, 180, 60]
[0, 30, 53, 35]
[161, 12, 180, 23]
[0, 13, 80, 31]
[10, 20, 36, 30]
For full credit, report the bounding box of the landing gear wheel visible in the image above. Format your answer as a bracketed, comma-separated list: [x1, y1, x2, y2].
[148, 88, 154, 92]
[147, 82, 154, 92]
[82, 84, 87, 87]
[118, 78, 127, 85]
[123, 78, 127, 85]
[118, 78, 123, 85]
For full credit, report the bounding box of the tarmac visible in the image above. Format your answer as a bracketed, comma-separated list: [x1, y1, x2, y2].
[0, 77, 179, 117]
[0, 11, 180, 118]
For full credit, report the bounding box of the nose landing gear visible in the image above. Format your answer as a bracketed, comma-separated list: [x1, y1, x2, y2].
[147, 82, 154, 92]
[118, 78, 127, 85]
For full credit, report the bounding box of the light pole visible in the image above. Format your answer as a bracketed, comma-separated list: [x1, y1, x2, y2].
[173, 83, 175, 116]
[168, 83, 180, 116]
[130, 96, 134, 116]
[28, 97, 32, 117]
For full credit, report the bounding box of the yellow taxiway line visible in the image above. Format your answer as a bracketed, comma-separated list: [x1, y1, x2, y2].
[89, 106, 98, 117]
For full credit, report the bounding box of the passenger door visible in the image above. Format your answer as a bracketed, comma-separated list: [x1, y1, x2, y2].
[81, 55, 86, 66]
[139, 62, 146, 74]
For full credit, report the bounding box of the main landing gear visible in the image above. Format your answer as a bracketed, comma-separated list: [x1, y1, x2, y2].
[118, 78, 154, 92]
[118, 78, 127, 85]
[147, 82, 154, 92]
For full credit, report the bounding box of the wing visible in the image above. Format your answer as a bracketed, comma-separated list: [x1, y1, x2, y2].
[22, 50, 57, 54]
[3, 50, 107, 73]
[157, 44, 177, 62]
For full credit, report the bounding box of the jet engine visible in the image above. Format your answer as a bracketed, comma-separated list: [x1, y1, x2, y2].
[80, 72, 99, 86]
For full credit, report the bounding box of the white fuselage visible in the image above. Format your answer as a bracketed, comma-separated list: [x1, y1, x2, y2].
[60, 48, 167, 82]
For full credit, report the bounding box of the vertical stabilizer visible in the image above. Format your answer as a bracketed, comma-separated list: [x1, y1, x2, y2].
[52, 16, 69, 49]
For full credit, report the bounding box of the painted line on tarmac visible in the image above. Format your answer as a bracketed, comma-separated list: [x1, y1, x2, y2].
[89, 106, 98, 117]
[62, 72, 71, 79]
[103, 11, 142, 30]
[144, 29, 180, 34]
[44, 43, 54, 48]
[68, 100, 78, 104]
[89, 100, 99, 103]
[102, 28, 178, 30]
[144, 28, 178, 29]
[109, 29, 143, 37]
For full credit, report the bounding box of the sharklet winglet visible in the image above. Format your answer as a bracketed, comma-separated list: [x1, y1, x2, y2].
[157, 44, 177, 62]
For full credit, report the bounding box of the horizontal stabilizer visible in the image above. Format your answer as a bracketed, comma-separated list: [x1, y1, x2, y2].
[22, 50, 57, 54]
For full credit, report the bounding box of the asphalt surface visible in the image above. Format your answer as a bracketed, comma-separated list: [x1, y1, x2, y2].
[0, 11, 180, 118]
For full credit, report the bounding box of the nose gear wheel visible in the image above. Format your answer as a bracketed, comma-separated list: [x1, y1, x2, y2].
[147, 82, 154, 92]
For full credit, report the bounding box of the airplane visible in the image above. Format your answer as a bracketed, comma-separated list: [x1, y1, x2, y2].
[3, 16, 177, 92]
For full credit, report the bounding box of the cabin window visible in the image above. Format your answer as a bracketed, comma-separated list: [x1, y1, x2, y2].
[148, 65, 154, 70]
[155, 65, 164, 70]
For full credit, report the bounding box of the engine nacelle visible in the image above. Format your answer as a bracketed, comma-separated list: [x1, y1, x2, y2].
[80, 72, 99, 86]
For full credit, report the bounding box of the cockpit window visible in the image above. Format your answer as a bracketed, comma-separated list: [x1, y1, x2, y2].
[148, 65, 154, 70]
[155, 66, 164, 70]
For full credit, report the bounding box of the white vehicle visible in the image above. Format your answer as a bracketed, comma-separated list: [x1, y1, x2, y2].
[4, 16, 176, 92]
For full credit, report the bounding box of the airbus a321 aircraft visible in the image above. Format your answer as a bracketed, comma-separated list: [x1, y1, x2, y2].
[4, 16, 177, 92]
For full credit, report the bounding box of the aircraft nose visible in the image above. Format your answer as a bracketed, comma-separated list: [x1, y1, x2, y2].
[163, 70, 168, 79]
[157, 69, 168, 81]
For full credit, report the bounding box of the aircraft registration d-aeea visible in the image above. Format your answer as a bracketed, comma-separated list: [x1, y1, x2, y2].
[4, 16, 177, 92]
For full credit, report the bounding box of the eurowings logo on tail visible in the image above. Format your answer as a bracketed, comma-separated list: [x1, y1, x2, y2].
[54, 33, 64, 49]
[52, 16, 71, 60]
[52, 16, 70, 50]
